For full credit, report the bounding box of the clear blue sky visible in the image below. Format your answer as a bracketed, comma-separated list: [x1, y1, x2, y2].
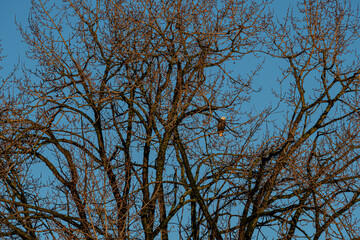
[0, 1, 31, 73]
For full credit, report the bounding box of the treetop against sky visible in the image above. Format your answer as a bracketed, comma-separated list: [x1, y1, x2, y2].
[1, 0, 360, 239]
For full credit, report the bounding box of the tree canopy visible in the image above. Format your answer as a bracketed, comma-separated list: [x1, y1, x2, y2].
[1, 0, 360, 239]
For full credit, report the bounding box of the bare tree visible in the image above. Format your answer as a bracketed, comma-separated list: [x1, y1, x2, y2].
[226, 0, 360, 239]
[1, 0, 360, 239]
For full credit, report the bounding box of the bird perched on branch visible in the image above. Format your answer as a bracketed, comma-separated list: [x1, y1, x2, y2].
[217, 116, 226, 137]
